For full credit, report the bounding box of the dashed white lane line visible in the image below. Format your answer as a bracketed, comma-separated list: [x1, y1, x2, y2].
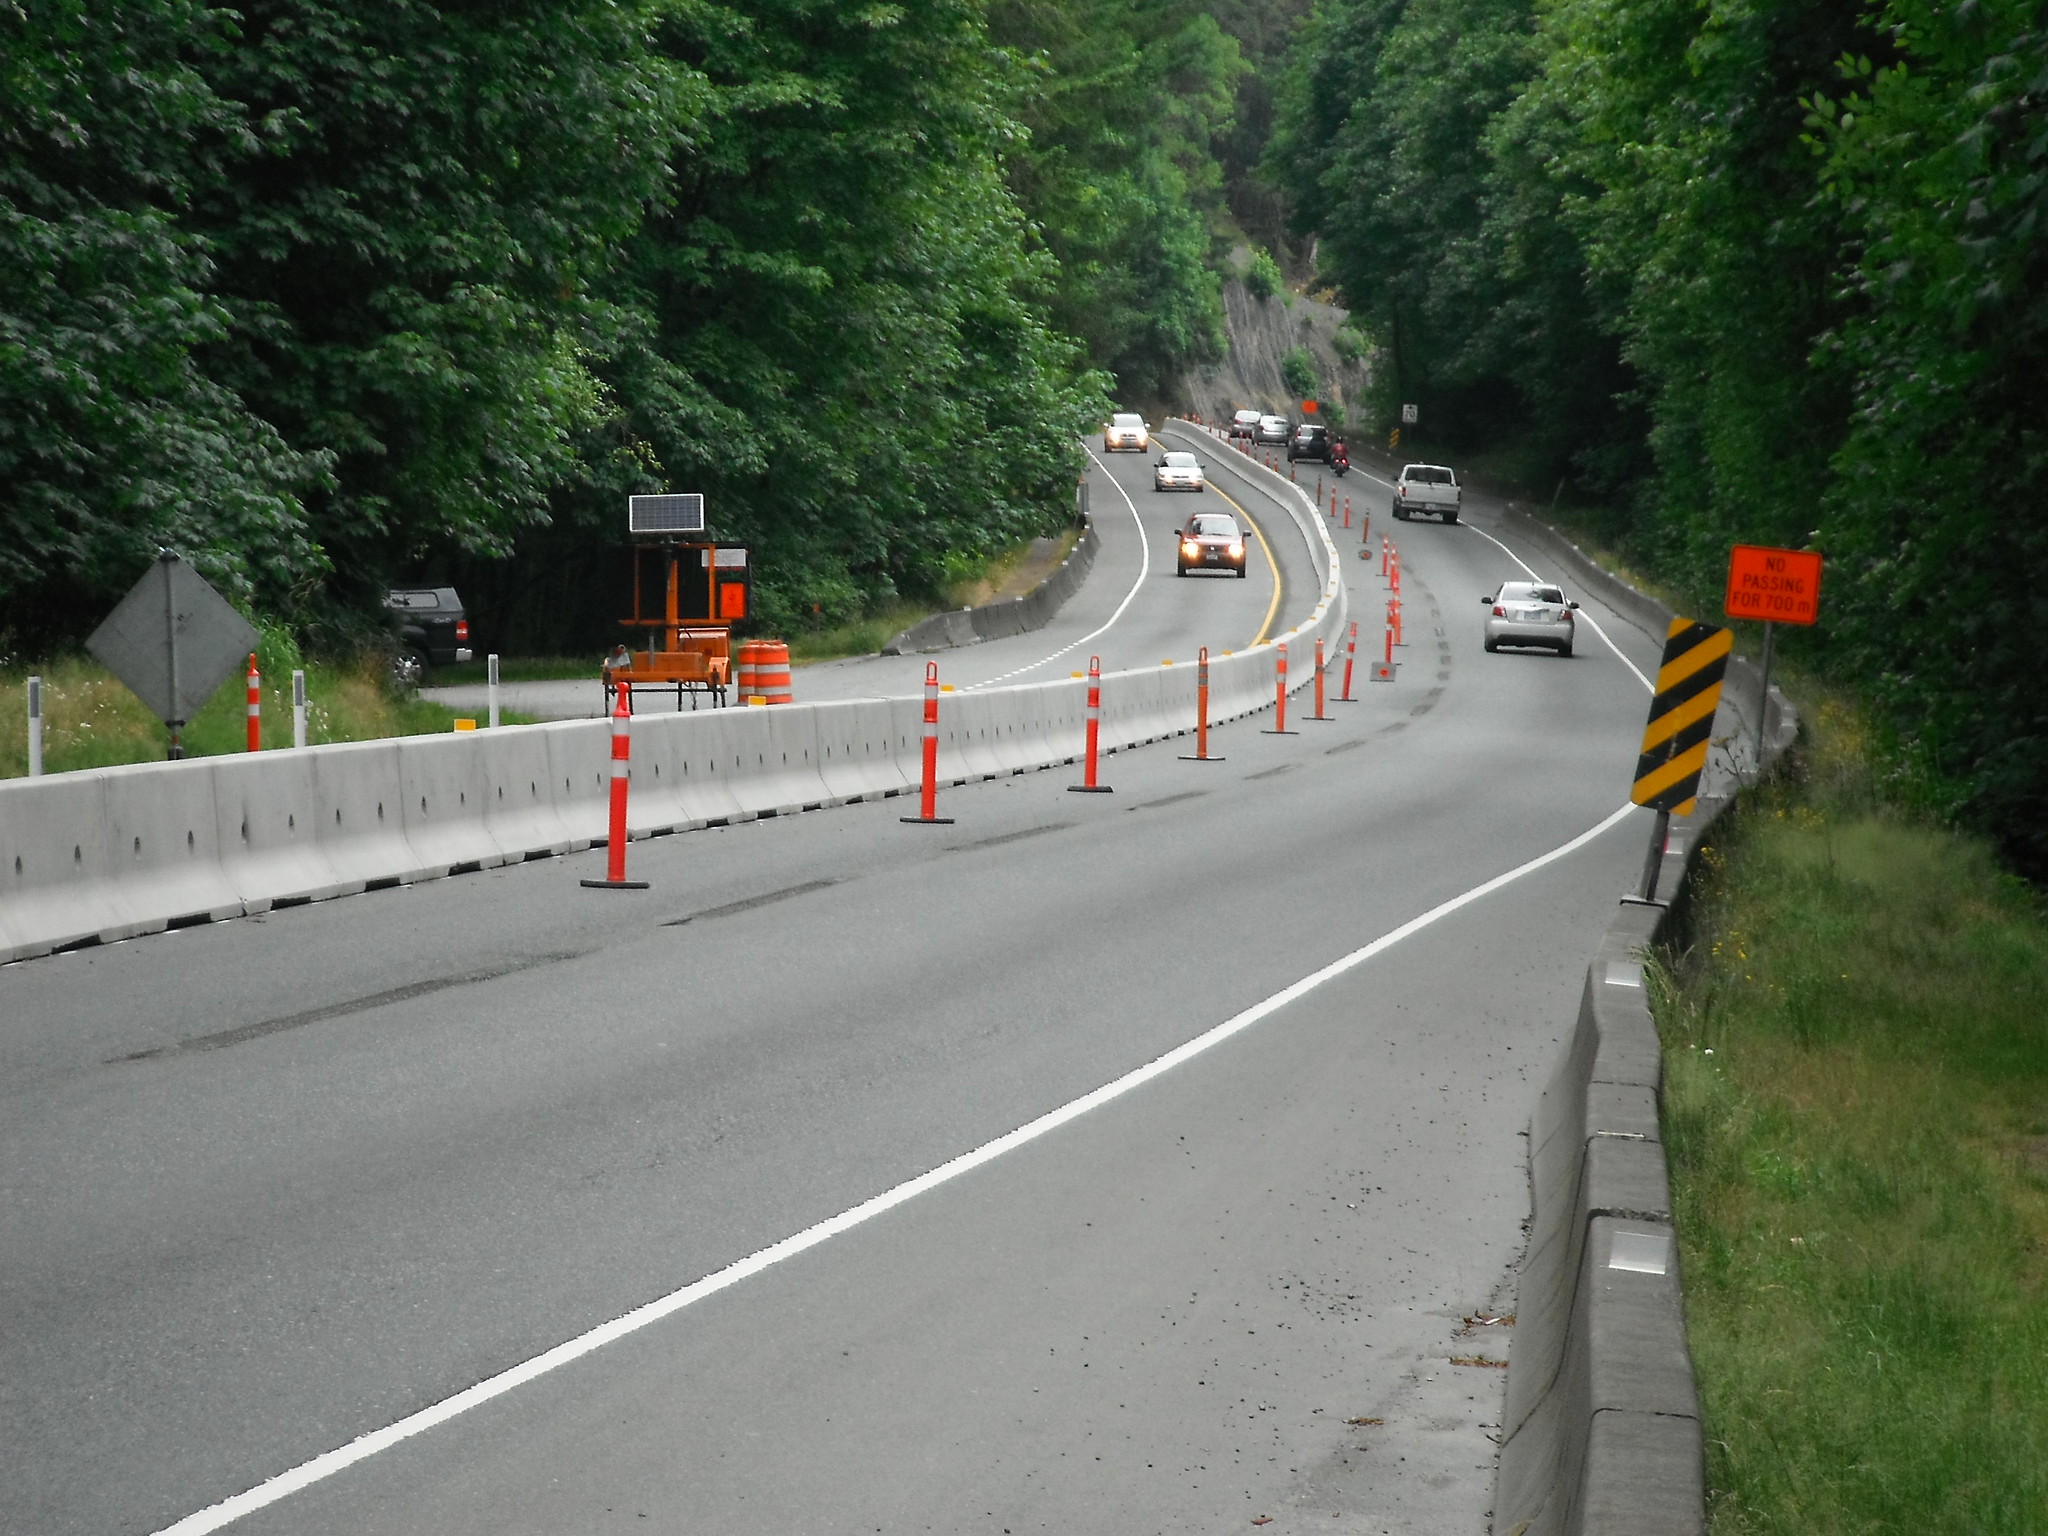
[962, 448, 1151, 690]
[150, 798, 1640, 1536]
[1461, 522, 1654, 693]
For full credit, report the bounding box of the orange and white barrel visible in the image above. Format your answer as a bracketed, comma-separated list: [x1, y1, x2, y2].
[735, 639, 769, 703]
[754, 641, 793, 705]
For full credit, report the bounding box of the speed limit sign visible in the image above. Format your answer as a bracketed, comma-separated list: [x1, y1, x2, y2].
[1400, 403, 1418, 425]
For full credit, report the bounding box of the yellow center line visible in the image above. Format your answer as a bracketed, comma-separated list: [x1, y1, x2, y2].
[1205, 484, 1284, 647]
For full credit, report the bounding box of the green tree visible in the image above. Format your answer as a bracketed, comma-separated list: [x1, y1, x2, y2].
[989, 0, 1241, 400]
[0, 0, 323, 650]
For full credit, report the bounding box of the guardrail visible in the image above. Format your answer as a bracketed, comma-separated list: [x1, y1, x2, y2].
[883, 518, 1099, 654]
[1491, 509, 1799, 1536]
[0, 427, 1344, 964]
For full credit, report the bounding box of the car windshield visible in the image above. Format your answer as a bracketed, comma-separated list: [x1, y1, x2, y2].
[1163, 453, 1198, 468]
[1234, 410, 1260, 422]
[1188, 516, 1238, 537]
[1501, 583, 1565, 603]
[1261, 416, 1285, 427]
[1296, 426, 1324, 438]
[1405, 466, 1454, 484]
[1111, 413, 1143, 428]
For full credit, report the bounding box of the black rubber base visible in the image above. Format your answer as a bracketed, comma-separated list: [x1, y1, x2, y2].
[1177, 753, 1226, 762]
[1067, 784, 1114, 794]
[900, 816, 956, 825]
[580, 878, 650, 890]
[1261, 729, 1299, 736]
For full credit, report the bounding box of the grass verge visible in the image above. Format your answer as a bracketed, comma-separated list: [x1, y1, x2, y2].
[1, 649, 536, 779]
[1651, 689, 2048, 1533]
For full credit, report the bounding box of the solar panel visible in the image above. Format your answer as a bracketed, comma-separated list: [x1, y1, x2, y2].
[628, 493, 705, 534]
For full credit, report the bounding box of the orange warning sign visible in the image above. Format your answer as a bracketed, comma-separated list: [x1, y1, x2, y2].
[1725, 544, 1823, 626]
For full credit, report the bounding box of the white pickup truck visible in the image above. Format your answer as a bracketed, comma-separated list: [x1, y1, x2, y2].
[1393, 463, 1461, 523]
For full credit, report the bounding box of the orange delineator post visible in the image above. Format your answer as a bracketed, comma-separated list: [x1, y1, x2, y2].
[1309, 638, 1331, 720]
[245, 654, 261, 751]
[1393, 595, 1405, 647]
[1344, 495, 1351, 529]
[1381, 536, 1390, 576]
[1386, 603, 1397, 663]
[1339, 621, 1359, 701]
[901, 662, 954, 825]
[1181, 646, 1223, 762]
[581, 682, 650, 889]
[1263, 642, 1297, 734]
[1069, 654, 1112, 793]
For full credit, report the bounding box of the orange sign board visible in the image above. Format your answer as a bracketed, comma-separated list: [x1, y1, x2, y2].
[1725, 544, 1823, 626]
[1301, 399, 1318, 414]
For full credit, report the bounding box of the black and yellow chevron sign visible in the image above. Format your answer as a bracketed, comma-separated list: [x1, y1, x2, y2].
[1632, 618, 1732, 815]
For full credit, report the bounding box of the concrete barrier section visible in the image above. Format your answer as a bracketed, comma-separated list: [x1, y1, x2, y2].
[475, 725, 582, 859]
[311, 740, 440, 888]
[729, 706, 834, 817]
[0, 771, 139, 957]
[100, 758, 246, 936]
[397, 733, 509, 875]
[813, 699, 911, 803]
[211, 750, 354, 910]
[544, 718, 620, 845]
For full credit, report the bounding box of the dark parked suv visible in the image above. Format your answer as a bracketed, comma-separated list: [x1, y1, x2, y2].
[386, 587, 474, 673]
[1287, 423, 1332, 463]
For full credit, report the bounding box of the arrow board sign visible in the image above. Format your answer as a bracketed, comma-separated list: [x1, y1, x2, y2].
[629, 494, 705, 535]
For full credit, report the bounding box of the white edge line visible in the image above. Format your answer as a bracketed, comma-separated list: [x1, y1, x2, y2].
[963, 448, 1151, 690]
[1462, 522, 1653, 693]
[151, 797, 1640, 1536]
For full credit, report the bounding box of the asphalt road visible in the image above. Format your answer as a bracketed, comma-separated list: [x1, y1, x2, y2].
[2, 441, 1681, 1535]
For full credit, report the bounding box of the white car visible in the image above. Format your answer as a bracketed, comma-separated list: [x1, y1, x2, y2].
[1153, 451, 1206, 492]
[1482, 580, 1579, 655]
[1394, 464, 1461, 522]
[1228, 408, 1262, 439]
[1104, 413, 1150, 452]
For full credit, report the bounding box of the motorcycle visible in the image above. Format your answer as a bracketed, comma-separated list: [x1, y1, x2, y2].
[1331, 442, 1351, 477]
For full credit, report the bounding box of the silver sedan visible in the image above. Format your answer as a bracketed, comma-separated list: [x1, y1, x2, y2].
[1482, 581, 1579, 655]
[1153, 451, 1206, 491]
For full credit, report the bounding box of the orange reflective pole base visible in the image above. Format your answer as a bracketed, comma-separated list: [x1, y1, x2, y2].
[582, 681, 649, 888]
[1069, 654, 1112, 793]
[1308, 637, 1332, 720]
[1339, 620, 1359, 701]
[1262, 642, 1297, 735]
[1179, 646, 1225, 761]
[901, 661, 954, 825]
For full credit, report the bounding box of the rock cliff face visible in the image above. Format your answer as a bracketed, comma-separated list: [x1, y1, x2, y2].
[1174, 266, 1370, 429]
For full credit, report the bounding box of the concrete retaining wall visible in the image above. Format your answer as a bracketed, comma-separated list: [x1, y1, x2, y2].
[1492, 510, 1800, 1536]
[0, 426, 1342, 964]
[884, 519, 1100, 655]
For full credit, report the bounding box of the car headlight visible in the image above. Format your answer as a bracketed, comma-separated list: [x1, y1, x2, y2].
[1228, 542, 1244, 557]
[1182, 540, 1200, 556]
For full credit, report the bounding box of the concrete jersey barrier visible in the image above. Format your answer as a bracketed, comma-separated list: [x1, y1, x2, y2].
[1490, 510, 1799, 1536]
[0, 427, 1343, 964]
[884, 519, 1100, 655]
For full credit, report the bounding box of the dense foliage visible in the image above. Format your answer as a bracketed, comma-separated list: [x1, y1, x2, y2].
[1267, 0, 2048, 875]
[1, 0, 1247, 653]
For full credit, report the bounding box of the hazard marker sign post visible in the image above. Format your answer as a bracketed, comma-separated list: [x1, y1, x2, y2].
[1630, 618, 1731, 902]
[1724, 544, 1822, 780]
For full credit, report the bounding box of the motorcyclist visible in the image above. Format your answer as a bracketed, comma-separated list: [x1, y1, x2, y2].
[1331, 438, 1350, 476]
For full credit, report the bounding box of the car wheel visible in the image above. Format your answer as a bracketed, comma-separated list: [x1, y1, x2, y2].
[1237, 565, 1248, 578]
[1444, 511, 1459, 524]
[1483, 638, 1498, 653]
[1559, 641, 1574, 658]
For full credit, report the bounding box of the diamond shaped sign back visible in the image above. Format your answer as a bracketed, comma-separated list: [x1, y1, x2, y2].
[87, 554, 259, 727]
